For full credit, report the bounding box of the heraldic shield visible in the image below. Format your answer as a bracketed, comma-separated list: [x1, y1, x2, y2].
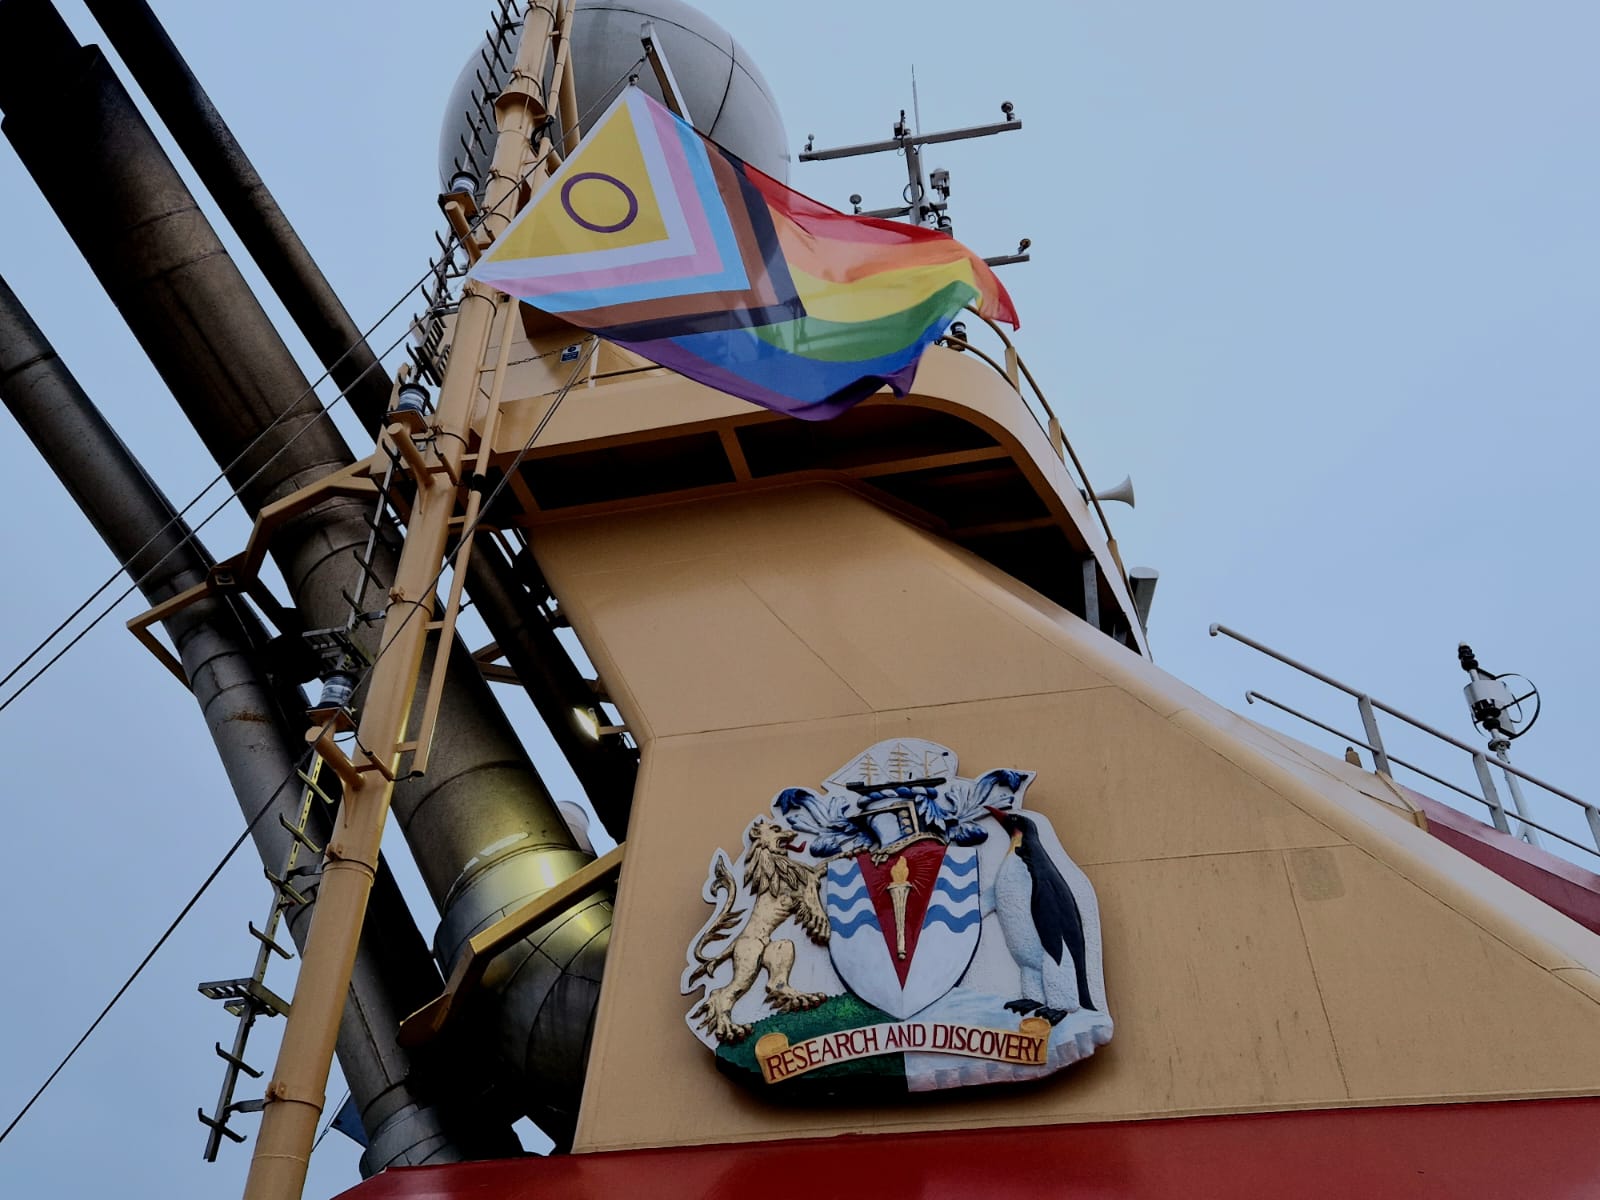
[826, 842, 979, 1019]
[682, 738, 1114, 1097]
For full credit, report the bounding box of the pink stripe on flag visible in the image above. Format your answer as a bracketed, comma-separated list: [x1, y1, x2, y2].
[517, 102, 731, 296]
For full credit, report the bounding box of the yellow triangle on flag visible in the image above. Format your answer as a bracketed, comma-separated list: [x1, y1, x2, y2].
[486, 98, 670, 265]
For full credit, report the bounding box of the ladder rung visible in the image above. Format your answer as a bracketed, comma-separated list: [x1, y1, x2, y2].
[352, 557, 387, 587]
[197, 1108, 247, 1143]
[214, 1043, 263, 1078]
[377, 483, 409, 510]
[264, 869, 309, 907]
[277, 813, 323, 856]
[296, 769, 339, 808]
[247, 922, 292, 961]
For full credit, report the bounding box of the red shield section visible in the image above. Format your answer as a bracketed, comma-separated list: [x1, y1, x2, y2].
[854, 840, 947, 985]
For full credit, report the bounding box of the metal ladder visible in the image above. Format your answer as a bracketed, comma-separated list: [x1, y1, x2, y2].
[196, 423, 409, 1158]
[411, 0, 528, 387]
[196, 756, 339, 1159]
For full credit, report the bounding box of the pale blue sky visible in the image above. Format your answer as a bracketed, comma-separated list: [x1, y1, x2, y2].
[0, 2, 1596, 1196]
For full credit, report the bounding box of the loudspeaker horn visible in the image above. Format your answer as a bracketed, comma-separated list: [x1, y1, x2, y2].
[1093, 475, 1136, 508]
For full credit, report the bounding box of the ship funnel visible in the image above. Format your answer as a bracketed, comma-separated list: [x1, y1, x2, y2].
[1094, 475, 1136, 508]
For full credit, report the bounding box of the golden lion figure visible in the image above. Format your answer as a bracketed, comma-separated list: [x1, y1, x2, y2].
[687, 820, 831, 1042]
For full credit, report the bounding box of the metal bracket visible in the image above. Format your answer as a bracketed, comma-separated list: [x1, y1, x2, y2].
[197, 1108, 247, 1145]
[300, 627, 370, 679]
[398, 844, 625, 1048]
[198, 977, 292, 1020]
[640, 22, 691, 121]
[127, 463, 379, 685]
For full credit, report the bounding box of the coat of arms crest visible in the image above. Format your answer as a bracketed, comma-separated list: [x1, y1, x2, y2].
[681, 739, 1113, 1095]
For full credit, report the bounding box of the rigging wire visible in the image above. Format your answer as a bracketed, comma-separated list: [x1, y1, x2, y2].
[0, 279, 420, 700]
[0, 768, 296, 1148]
[0, 322, 415, 720]
[0, 337, 597, 1148]
[0, 54, 644, 719]
[0, 49, 642, 1144]
[311, 1089, 352, 1156]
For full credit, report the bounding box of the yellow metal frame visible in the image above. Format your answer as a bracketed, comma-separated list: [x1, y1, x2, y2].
[126, 463, 378, 685]
[237, 5, 581, 1195]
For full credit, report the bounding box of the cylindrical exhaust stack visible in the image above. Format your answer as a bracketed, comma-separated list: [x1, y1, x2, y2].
[0, 0, 611, 1143]
[73, 0, 389, 437]
[0, 274, 514, 1171]
[75, 0, 639, 838]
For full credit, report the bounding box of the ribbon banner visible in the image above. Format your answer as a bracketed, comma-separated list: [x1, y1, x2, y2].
[755, 1018, 1051, 1084]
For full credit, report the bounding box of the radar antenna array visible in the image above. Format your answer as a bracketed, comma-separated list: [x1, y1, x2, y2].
[799, 100, 1030, 266]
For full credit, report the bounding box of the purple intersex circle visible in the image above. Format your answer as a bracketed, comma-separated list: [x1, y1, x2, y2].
[560, 172, 640, 234]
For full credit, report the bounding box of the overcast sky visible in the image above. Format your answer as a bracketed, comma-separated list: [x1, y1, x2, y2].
[1, 1, 1597, 1196]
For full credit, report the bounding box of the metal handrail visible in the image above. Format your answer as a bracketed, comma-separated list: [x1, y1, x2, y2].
[956, 307, 1128, 585]
[1211, 623, 1600, 858]
[1243, 690, 1599, 862]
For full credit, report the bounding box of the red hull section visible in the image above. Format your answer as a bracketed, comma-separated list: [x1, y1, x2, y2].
[1409, 787, 1600, 936]
[337, 1098, 1600, 1200]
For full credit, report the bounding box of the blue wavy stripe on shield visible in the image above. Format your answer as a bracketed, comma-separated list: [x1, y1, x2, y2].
[828, 894, 876, 923]
[830, 908, 884, 938]
[922, 906, 981, 934]
[827, 879, 871, 907]
[933, 876, 979, 904]
[942, 853, 979, 879]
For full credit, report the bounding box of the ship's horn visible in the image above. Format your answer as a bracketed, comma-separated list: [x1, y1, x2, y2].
[1094, 475, 1136, 507]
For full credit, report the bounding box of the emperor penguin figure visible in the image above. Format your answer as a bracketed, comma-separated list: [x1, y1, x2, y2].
[985, 806, 1096, 1025]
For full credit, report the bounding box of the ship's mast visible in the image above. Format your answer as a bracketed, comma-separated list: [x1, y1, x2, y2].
[241, 6, 577, 1198]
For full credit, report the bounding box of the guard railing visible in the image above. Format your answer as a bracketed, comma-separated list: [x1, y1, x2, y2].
[950, 306, 1127, 587]
[1210, 623, 1600, 864]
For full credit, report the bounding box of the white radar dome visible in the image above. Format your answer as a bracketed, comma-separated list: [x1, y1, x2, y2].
[438, 0, 790, 191]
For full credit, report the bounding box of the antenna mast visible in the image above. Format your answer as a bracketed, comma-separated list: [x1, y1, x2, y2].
[800, 99, 1031, 265]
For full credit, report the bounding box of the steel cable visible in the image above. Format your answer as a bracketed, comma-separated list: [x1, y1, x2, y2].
[0, 335, 597, 1148]
[0, 52, 641, 718]
[0, 48, 644, 1140]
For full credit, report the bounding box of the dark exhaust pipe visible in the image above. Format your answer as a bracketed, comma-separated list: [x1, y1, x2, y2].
[80, 0, 639, 840]
[0, 274, 516, 1170]
[0, 0, 610, 1147]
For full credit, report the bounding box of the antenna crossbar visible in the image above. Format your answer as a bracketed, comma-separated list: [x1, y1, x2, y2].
[798, 100, 1028, 257]
[799, 118, 1021, 162]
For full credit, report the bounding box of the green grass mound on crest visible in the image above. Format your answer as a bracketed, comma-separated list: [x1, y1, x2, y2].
[715, 993, 904, 1084]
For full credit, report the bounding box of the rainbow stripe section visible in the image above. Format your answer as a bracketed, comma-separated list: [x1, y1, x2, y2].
[471, 88, 1018, 420]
